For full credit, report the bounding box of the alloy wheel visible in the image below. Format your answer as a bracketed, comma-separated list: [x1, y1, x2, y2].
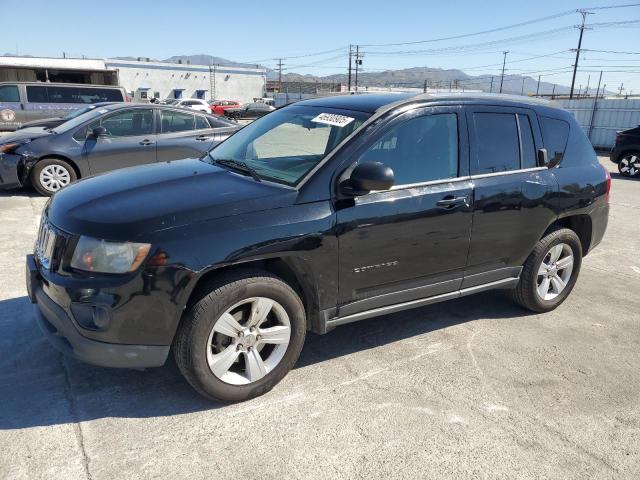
[206, 297, 291, 385]
[536, 243, 574, 301]
[619, 154, 640, 177]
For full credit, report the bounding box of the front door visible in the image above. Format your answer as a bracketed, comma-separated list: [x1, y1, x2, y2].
[336, 106, 474, 316]
[84, 108, 157, 174]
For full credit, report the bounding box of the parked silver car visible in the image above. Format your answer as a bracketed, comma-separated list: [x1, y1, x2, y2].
[0, 82, 127, 131]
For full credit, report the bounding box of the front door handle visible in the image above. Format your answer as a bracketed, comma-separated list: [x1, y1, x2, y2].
[139, 139, 155, 146]
[436, 195, 469, 209]
[195, 135, 210, 141]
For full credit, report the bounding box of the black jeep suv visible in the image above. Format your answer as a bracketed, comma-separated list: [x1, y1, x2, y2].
[27, 93, 610, 402]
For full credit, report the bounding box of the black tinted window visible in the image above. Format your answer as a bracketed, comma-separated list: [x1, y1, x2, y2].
[26, 85, 48, 103]
[0, 85, 20, 102]
[160, 110, 195, 133]
[472, 113, 519, 174]
[539, 116, 570, 164]
[360, 113, 458, 185]
[518, 114, 537, 168]
[89, 109, 154, 137]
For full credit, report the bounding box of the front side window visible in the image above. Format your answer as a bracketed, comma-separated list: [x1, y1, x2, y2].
[160, 110, 195, 133]
[472, 112, 520, 174]
[205, 105, 369, 186]
[89, 109, 154, 137]
[359, 113, 458, 185]
[0, 85, 20, 102]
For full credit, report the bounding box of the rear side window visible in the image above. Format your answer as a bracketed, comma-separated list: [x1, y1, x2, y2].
[0, 85, 20, 102]
[539, 116, 569, 164]
[472, 113, 520, 174]
[26, 85, 123, 104]
[160, 110, 195, 133]
[26, 85, 48, 103]
[359, 113, 459, 185]
[195, 115, 210, 130]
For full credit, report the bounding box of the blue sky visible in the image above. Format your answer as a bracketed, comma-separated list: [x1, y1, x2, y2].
[2, 0, 639, 92]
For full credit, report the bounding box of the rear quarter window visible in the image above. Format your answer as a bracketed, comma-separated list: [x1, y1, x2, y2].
[539, 116, 569, 164]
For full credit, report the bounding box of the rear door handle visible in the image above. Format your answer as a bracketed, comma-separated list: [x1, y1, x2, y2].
[195, 135, 210, 141]
[436, 195, 469, 209]
[139, 139, 155, 146]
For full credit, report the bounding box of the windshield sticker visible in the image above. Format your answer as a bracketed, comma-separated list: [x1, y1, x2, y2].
[311, 113, 355, 128]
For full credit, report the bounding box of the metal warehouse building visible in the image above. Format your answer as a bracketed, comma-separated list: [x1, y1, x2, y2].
[0, 56, 266, 103]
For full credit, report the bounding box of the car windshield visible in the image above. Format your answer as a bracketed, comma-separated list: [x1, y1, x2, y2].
[204, 105, 370, 186]
[63, 105, 98, 120]
[52, 107, 108, 134]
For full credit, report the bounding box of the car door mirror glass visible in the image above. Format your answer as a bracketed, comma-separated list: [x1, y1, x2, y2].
[344, 162, 394, 196]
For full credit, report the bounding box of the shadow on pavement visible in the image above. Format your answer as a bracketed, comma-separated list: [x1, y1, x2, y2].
[0, 290, 530, 429]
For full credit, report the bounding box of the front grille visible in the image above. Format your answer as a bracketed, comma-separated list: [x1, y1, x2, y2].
[34, 216, 68, 271]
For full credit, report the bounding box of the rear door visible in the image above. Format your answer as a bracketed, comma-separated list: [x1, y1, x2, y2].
[464, 106, 558, 287]
[336, 106, 474, 316]
[83, 108, 157, 174]
[156, 109, 220, 161]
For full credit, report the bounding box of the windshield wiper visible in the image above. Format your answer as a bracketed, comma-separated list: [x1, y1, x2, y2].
[214, 159, 262, 182]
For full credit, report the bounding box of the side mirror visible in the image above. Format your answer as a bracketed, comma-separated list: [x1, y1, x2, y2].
[343, 162, 394, 196]
[89, 126, 107, 138]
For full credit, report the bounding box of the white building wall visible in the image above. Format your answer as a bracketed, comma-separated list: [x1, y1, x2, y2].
[105, 60, 265, 103]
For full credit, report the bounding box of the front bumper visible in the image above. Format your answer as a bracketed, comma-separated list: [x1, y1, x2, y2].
[609, 148, 620, 164]
[27, 254, 170, 368]
[0, 152, 22, 189]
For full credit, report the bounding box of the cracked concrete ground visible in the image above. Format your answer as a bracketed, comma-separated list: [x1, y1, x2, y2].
[0, 157, 638, 479]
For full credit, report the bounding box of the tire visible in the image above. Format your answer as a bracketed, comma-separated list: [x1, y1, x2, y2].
[31, 158, 77, 196]
[173, 270, 306, 402]
[510, 227, 582, 313]
[617, 152, 640, 177]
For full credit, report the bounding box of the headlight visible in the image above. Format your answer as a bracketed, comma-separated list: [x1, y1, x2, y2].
[0, 141, 28, 154]
[70, 236, 151, 274]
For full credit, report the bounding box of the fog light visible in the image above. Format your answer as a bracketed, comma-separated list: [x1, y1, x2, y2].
[71, 303, 112, 331]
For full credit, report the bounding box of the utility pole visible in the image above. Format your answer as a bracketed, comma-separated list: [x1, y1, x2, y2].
[587, 70, 603, 140]
[520, 77, 526, 96]
[423, 79, 428, 93]
[569, 9, 593, 99]
[499, 51, 509, 94]
[536, 75, 541, 96]
[354, 46, 362, 92]
[551, 84, 556, 99]
[277, 58, 284, 93]
[347, 45, 352, 92]
[489, 76, 494, 93]
[618, 82, 624, 96]
[585, 74, 591, 96]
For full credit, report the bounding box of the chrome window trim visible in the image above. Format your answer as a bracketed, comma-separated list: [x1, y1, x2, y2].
[469, 166, 547, 180]
[388, 176, 472, 191]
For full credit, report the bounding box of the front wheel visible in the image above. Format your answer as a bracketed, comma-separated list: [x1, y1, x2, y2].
[510, 228, 582, 312]
[31, 158, 77, 196]
[618, 152, 640, 177]
[173, 270, 306, 402]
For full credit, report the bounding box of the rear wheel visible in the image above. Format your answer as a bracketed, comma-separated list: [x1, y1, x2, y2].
[31, 158, 77, 196]
[510, 228, 582, 312]
[173, 270, 306, 402]
[618, 152, 640, 177]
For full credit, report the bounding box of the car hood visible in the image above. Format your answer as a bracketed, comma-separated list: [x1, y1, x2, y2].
[18, 117, 64, 129]
[46, 158, 298, 240]
[0, 127, 52, 144]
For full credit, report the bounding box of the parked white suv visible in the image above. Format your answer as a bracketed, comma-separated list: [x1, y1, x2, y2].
[173, 99, 210, 113]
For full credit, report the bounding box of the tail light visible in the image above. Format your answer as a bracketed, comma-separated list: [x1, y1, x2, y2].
[603, 165, 611, 204]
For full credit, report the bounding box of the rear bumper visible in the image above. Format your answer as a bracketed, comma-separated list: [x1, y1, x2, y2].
[28, 255, 170, 368]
